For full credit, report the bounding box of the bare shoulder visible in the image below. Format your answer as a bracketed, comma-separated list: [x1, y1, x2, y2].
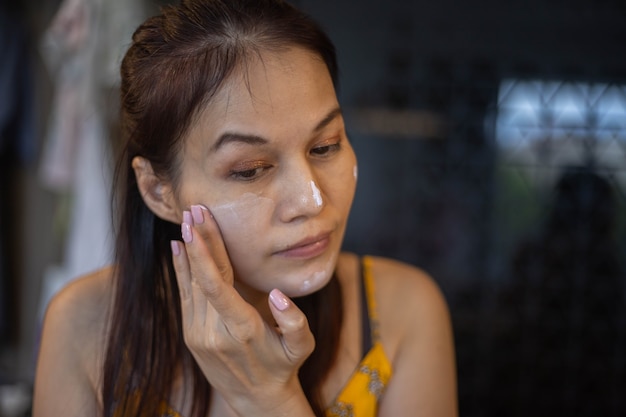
[367, 255, 458, 416]
[43, 266, 114, 347]
[368, 256, 449, 316]
[33, 266, 115, 415]
[367, 256, 452, 356]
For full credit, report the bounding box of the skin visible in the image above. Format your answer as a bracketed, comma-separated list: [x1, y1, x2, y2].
[170, 47, 356, 304]
[162, 47, 358, 416]
[32, 47, 458, 417]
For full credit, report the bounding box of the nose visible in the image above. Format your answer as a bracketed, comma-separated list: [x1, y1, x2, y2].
[276, 163, 325, 223]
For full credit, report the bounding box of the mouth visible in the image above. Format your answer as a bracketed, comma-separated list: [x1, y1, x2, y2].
[274, 232, 332, 259]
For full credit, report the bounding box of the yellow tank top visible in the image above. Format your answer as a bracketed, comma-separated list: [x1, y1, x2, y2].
[160, 257, 392, 417]
[325, 256, 392, 417]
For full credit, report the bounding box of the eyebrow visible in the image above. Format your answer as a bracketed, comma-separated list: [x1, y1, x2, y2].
[210, 132, 268, 153]
[313, 107, 343, 133]
[210, 107, 343, 153]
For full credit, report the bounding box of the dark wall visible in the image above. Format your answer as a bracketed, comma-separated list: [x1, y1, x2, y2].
[297, 0, 626, 416]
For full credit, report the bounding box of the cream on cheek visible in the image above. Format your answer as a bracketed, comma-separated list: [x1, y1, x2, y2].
[209, 192, 276, 246]
[205, 186, 337, 297]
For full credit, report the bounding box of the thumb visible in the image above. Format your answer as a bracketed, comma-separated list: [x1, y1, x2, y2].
[268, 289, 315, 364]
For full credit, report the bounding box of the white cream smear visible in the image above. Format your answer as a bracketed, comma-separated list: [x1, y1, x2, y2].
[310, 180, 323, 207]
[209, 191, 336, 297]
[210, 192, 276, 242]
[353, 164, 358, 181]
[299, 252, 337, 293]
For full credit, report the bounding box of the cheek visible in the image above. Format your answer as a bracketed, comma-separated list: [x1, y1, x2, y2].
[327, 155, 357, 205]
[209, 192, 276, 251]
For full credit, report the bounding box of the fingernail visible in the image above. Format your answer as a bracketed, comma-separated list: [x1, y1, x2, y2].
[269, 289, 289, 311]
[183, 210, 193, 226]
[191, 205, 204, 224]
[200, 204, 214, 219]
[170, 240, 181, 256]
[181, 222, 193, 243]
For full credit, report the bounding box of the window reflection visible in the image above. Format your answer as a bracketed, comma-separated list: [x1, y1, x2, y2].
[496, 80, 626, 171]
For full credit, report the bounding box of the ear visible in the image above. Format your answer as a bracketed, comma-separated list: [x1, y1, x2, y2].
[132, 156, 180, 224]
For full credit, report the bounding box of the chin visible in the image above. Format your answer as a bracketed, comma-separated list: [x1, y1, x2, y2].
[280, 252, 338, 298]
[284, 270, 333, 298]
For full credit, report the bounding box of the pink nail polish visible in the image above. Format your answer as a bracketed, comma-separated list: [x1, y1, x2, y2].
[170, 240, 181, 256]
[183, 210, 193, 226]
[197, 205, 213, 220]
[200, 205, 213, 219]
[191, 205, 204, 224]
[269, 289, 290, 311]
[181, 222, 193, 243]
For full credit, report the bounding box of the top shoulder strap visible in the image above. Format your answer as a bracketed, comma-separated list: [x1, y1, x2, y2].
[360, 256, 380, 355]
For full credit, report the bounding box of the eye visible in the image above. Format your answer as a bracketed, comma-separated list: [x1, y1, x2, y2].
[310, 141, 341, 157]
[229, 162, 271, 181]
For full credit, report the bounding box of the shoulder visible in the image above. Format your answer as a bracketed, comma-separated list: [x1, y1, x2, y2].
[366, 255, 458, 416]
[34, 266, 115, 412]
[366, 255, 453, 357]
[367, 255, 449, 321]
[42, 266, 114, 347]
[366, 255, 436, 294]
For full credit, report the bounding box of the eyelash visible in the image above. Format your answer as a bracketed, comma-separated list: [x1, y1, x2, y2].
[310, 140, 342, 157]
[229, 162, 271, 181]
[228, 139, 342, 181]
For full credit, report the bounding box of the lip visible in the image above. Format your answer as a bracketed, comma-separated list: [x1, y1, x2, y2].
[274, 232, 331, 259]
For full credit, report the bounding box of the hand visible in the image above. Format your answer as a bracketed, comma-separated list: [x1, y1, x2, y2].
[170, 205, 315, 416]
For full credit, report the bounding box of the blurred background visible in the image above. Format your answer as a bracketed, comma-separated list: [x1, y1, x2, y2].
[1, 0, 625, 416]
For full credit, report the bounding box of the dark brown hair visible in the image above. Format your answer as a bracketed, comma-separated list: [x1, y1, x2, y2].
[104, 0, 342, 416]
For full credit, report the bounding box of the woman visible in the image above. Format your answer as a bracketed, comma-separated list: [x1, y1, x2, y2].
[32, 0, 457, 416]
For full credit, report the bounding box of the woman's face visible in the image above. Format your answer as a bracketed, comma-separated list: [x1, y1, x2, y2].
[173, 47, 357, 299]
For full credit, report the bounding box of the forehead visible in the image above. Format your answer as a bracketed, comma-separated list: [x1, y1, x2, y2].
[184, 47, 338, 148]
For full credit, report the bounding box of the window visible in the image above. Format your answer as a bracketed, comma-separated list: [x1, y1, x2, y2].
[496, 80, 626, 174]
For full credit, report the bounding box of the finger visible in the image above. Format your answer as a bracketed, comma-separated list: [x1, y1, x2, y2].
[190, 279, 209, 327]
[268, 289, 315, 363]
[181, 210, 210, 326]
[190, 205, 233, 285]
[182, 207, 254, 328]
[170, 239, 195, 328]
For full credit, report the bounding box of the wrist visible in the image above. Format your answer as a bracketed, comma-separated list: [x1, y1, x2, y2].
[229, 383, 315, 417]
[266, 388, 315, 417]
